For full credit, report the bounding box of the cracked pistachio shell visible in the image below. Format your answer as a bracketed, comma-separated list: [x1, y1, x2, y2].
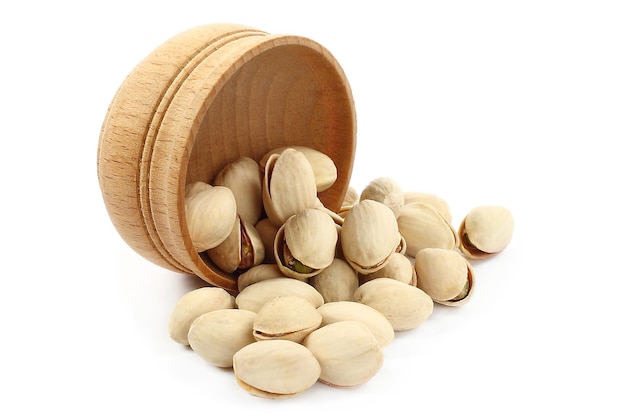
[207, 216, 264, 274]
[274, 209, 338, 279]
[237, 263, 285, 292]
[168, 287, 236, 345]
[233, 340, 321, 399]
[262, 148, 318, 227]
[397, 202, 459, 258]
[253, 295, 323, 343]
[459, 205, 514, 259]
[310, 258, 359, 302]
[213, 157, 263, 225]
[184, 185, 237, 252]
[317, 301, 395, 348]
[414, 248, 475, 306]
[260, 146, 337, 193]
[359, 252, 416, 286]
[403, 191, 453, 224]
[354, 278, 433, 331]
[303, 320, 383, 388]
[188, 309, 256, 368]
[360, 177, 404, 217]
[235, 278, 324, 313]
[341, 200, 402, 275]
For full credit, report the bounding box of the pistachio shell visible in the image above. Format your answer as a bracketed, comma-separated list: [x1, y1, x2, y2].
[254, 218, 279, 264]
[459, 205, 514, 259]
[317, 301, 395, 348]
[359, 252, 415, 286]
[233, 340, 321, 399]
[188, 309, 257, 367]
[354, 278, 433, 331]
[260, 146, 337, 192]
[303, 320, 383, 388]
[185, 181, 212, 198]
[207, 216, 264, 274]
[184, 185, 237, 252]
[360, 177, 404, 217]
[235, 278, 324, 313]
[168, 287, 236, 345]
[213, 157, 263, 225]
[253, 295, 322, 343]
[397, 202, 459, 257]
[237, 263, 285, 292]
[414, 248, 475, 306]
[310, 258, 359, 302]
[341, 185, 359, 209]
[403, 191, 453, 223]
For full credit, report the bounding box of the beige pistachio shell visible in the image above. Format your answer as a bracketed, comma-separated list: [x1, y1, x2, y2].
[359, 252, 415, 286]
[184, 181, 212, 198]
[184, 185, 238, 252]
[260, 146, 337, 193]
[354, 278, 433, 331]
[188, 308, 256, 367]
[168, 287, 236, 345]
[237, 263, 285, 292]
[235, 278, 324, 313]
[403, 191, 453, 223]
[341, 185, 359, 209]
[253, 295, 322, 343]
[303, 320, 383, 388]
[262, 148, 318, 227]
[317, 301, 395, 348]
[233, 340, 321, 399]
[414, 248, 475, 306]
[213, 157, 263, 225]
[341, 200, 402, 275]
[397, 202, 459, 257]
[360, 177, 404, 217]
[254, 218, 279, 264]
[310, 258, 359, 302]
[459, 205, 514, 259]
[207, 216, 264, 274]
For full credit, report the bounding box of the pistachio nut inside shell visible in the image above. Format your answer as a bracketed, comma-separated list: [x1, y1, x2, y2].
[213, 156, 263, 225]
[414, 248, 475, 306]
[360, 177, 404, 217]
[253, 295, 323, 343]
[233, 340, 321, 399]
[235, 277, 324, 313]
[188, 308, 257, 368]
[397, 202, 459, 257]
[403, 191, 453, 224]
[341, 200, 402, 275]
[459, 205, 514, 259]
[207, 216, 264, 274]
[310, 258, 359, 302]
[184, 185, 237, 252]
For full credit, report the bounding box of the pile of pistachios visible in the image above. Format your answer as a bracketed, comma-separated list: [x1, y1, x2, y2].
[169, 146, 514, 398]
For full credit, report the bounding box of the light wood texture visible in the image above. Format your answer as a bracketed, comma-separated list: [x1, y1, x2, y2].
[97, 23, 356, 291]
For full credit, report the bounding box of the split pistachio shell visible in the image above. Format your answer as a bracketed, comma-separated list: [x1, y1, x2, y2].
[188, 309, 257, 367]
[233, 340, 321, 399]
[341, 200, 402, 275]
[317, 301, 395, 348]
[184, 185, 238, 252]
[303, 320, 383, 388]
[459, 205, 514, 259]
[168, 287, 236, 345]
[360, 177, 404, 217]
[235, 278, 324, 313]
[414, 248, 475, 306]
[253, 295, 322, 343]
[403, 191, 452, 224]
[262, 148, 318, 227]
[274, 209, 338, 279]
[237, 263, 285, 292]
[354, 278, 433, 331]
[397, 202, 459, 257]
[309, 258, 359, 302]
[359, 252, 416, 286]
[213, 157, 263, 225]
[207, 216, 265, 274]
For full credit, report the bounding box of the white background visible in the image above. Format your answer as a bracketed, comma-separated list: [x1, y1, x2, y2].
[2, 1, 625, 415]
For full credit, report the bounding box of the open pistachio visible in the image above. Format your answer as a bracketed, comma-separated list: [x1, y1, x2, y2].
[414, 248, 475, 306]
[403, 191, 453, 224]
[253, 295, 322, 343]
[397, 202, 459, 257]
[207, 216, 264, 274]
[233, 340, 321, 399]
[359, 252, 416, 286]
[274, 209, 338, 280]
[340, 200, 402, 275]
[237, 263, 285, 292]
[235, 277, 325, 313]
[310, 258, 359, 302]
[184, 185, 238, 252]
[458, 205, 514, 259]
[360, 177, 404, 217]
[213, 156, 263, 225]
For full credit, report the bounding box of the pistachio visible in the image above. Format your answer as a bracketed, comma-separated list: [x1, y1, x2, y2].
[397, 202, 459, 257]
[188, 308, 257, 367]
[403, 191, 453, 224]
[184, 185, 238, 252]
[359, 252, 416, 286]
[340, 200, 402, 275]
[310, 258, 359, 302]
[458, 205, 514, 259]
[237, 263, 285, 292]
[317, 301, 395, 348]
[253, 295, 322, 343]
[303, 320, 384, 388]
[341, 185, 359, 211]
[207, 216, 264, 273]
[185, 181, 212, 198]
[168, 287, 236, 345]
[233, 340, 321, 399]
[354, 278, 433, 331]
[254, 218, 279, 264]
[235, 277, 324, 313]
[213, 157, 263, 225]
[414, 248, 475, 306]
[360, 177, 404, 217]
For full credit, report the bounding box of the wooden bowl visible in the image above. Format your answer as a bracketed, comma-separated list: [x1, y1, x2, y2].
[97, 23, 356, 292]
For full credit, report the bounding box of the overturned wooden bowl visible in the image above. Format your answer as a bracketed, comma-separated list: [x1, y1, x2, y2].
[97, 23, 356, 292]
